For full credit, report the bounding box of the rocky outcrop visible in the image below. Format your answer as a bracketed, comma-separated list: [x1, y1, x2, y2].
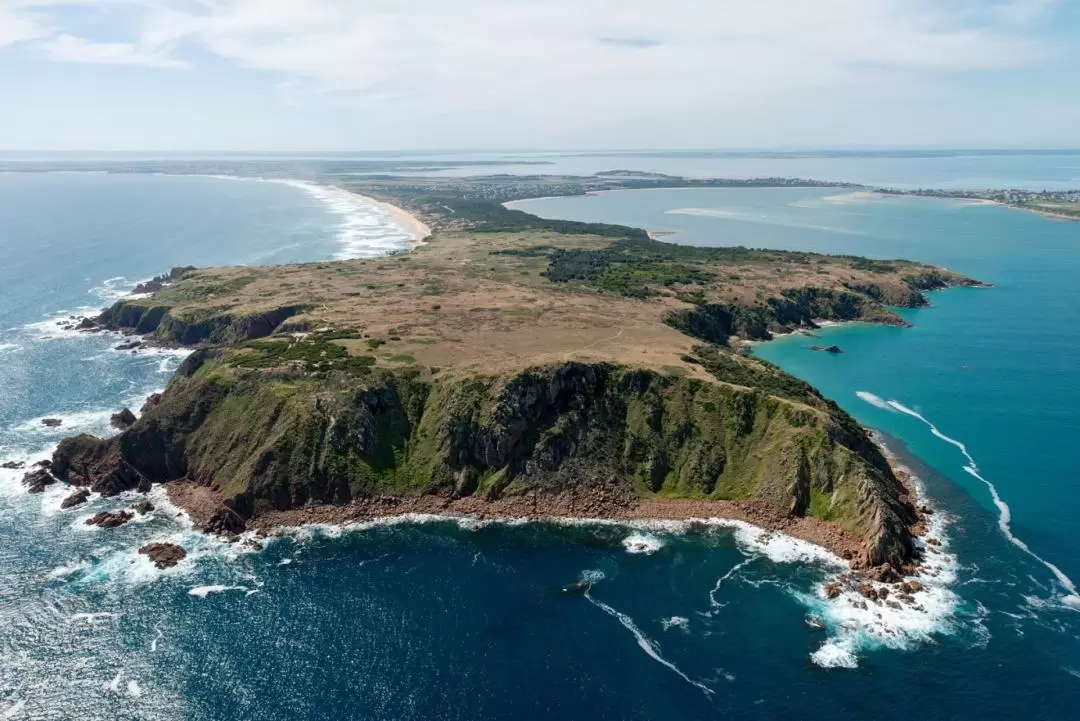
[60, 489, 90, 509]
[85, 510, 133, 528]
[140, 393, 163, 414]
[96, 300, 308, 346]
[131, 266, 196, 295]
[138, 542, 186, 568]
[48, 353, 919, 569]
[22, 467, 57, 493]
[110, 408, 137, 430]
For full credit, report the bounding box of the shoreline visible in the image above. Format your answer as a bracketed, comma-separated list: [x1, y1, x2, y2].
[166, 467, 929, 573]
[344, 188, 433, 244]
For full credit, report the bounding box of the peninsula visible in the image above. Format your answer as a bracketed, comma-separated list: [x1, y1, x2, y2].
[36, 179, 982, 573]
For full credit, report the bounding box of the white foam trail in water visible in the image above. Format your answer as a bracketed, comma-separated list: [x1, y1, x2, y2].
[622, 531, 664, 554]
[581, 572, 713, 697]
[187, 585, 249, 598]
[151, 627, 163, 652]
[0, 343, 21, 356]
[856, 391, 896, 411]
[885, 398, 1078, 602]
[709, 556, 758, 609]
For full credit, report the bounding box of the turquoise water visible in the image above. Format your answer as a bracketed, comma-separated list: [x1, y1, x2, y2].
[2, 175, 1079, 719]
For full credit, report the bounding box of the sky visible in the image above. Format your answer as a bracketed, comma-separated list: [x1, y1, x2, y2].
[0, 0, 1078, 151]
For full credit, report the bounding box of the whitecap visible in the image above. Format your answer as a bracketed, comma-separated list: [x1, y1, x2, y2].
[622, 531, 664, 554]
[0, 343, 21, 356]
[660, 616, 690, 632]
[103, 671, 123, 693]
[44, 560, 91, 580]
[187, 585, 249, 598]
[2, 700, 26, 719]
[67, 612, 119, 624]
[810, 640, 859, 669]
[125, 681, 142, 697]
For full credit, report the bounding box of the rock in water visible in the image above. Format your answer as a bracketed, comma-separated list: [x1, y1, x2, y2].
[110, 408, 137, 430]
[1, 460, 25, 470]
[114, 340, 142, 352]
[138, 542, 186, 569]
[85, 510, 134, 528]
[133, 500, 155, 515]
[809, 344, 844, 354]
[41, 418, 63, 428]
[60, 489, 90, 509]
[22, 468, 57, 493]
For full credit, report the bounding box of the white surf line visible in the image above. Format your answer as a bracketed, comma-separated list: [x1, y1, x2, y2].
[150, 626, 163, 652]
[582, 581, 714, 697]
[882, 397, 1079, 604]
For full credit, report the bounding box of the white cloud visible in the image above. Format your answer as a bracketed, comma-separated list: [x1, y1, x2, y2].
[41, 33, 189, 67]
[0, 0, 1067, 148]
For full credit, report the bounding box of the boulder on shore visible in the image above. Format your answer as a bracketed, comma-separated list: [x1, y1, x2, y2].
[110, 408, 137, 430]
[85, 510, 133, 528]
[60, 489, 90, 509]
[138, 542, 186, 569]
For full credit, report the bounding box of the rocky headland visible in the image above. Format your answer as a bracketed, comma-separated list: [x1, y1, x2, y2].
[33, 185, 986, 575]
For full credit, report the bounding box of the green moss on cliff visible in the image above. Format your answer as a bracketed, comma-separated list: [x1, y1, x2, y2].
[53, 353, 915, 566]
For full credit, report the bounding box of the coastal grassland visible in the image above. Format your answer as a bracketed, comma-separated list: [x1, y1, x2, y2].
[97, 222, 978, 378]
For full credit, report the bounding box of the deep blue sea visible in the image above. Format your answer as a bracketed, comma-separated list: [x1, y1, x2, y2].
[2, 166, 1080, 720]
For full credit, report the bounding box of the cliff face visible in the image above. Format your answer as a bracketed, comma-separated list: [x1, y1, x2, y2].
[52, 351, 916, 568]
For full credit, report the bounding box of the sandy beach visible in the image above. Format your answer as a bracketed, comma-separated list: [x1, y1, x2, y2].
[348, 190, 432, 243]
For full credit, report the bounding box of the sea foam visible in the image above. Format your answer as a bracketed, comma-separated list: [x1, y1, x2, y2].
[581, 570, 713, 697]
[882, 396, 1079, 604]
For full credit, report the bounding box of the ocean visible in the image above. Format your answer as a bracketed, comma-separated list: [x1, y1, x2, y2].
[1, 167, 1078, 719]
